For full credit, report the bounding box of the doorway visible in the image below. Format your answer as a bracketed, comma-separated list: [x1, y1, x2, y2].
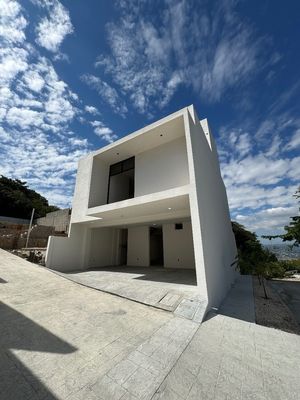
[119, 229, 128, 265]
[150, 226, 164, 266]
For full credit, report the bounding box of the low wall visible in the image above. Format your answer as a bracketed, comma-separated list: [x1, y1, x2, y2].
[46, 225, 88, 271]
[36, 209, 71, 232]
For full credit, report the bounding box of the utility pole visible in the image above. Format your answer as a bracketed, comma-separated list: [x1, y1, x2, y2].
[25, 208, 35, 249]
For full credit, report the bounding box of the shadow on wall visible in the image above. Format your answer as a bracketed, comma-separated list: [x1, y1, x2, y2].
[0, 302, 77, 399]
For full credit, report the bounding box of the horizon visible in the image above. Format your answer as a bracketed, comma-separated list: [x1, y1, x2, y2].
[0, 0, 299, 243]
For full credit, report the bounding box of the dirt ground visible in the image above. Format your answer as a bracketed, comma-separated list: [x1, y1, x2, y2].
[253, 276, 300, 335]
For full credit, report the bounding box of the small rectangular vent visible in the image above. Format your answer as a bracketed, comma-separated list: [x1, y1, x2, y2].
[175, 223, 183, 230]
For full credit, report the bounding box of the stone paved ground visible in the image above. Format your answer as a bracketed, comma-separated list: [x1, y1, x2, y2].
[1, 249, 300, 400]
[56, 267, 207, 321]
[153, 277, 300, 400]
[0, 250, 198, 400]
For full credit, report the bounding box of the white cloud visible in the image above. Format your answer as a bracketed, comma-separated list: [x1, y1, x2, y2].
[222, 154, 293, 187]
[90, 120, 117, 143]
[0, 0, 27, 44]
[217, 112, 300, 239]
[89, 0, 265, 114]
[22, 69, 45, 92]
[6, 107, 44, 128]
[235, 205, 298, 239]
[0, 0, 94, 207]
[0, 47, 29, 86]
[35, 0, 73, 52]
[0, 126, 12, 143]
[81, 74, 128, 117]
[69, 137, 88, 147]
[85, 105, 100, 115]
[285, 129, 300, 151]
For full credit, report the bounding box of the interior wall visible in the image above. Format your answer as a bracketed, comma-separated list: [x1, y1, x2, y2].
[88, 227, 117, 268]
[127, 226, 149, 266]
[162, 221, 195, 269]
[135, 137, 189, 197]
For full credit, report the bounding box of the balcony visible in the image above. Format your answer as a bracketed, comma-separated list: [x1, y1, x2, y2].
[86, 185, 191, 228]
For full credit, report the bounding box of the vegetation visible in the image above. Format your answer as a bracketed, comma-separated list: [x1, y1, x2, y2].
[262, 187, 300, 247]
[232, 222, 278, 297]
[0, 175, 59, 219]
[232, 189, 300, 298]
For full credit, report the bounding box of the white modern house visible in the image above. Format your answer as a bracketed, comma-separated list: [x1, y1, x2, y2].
[46, 105, 237, 311]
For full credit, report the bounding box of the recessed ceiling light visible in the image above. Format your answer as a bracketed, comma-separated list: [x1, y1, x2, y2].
[168, 207, 172, 210]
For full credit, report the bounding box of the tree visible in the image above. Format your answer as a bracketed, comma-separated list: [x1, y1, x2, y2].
[262, 188, 300, 247]
[232, 222, 278, 298]
[0, 175, 59, 219]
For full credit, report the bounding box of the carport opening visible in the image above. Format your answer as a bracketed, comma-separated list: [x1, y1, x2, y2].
[150, 226, 164, 266]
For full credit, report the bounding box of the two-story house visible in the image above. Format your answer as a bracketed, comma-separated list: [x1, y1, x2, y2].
[46, 105, 237, 311]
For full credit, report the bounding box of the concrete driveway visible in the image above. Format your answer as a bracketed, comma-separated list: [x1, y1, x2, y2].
[1, 249, 300, 400]
[56, 266, 206, 321]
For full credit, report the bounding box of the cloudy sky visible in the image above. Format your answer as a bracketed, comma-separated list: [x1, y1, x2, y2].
[0, 0, 299, 241]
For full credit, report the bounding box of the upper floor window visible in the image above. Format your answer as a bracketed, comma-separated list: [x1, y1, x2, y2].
[107, 157, 135, 204]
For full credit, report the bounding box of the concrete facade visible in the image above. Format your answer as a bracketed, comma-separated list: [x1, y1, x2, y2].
[46, 105, 238, 314]
[36, 208, 71, 233]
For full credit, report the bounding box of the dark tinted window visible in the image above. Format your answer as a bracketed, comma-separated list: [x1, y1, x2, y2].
[109, 157, 134, 175]
[122, 157, 135, 171]
[110, 162, 122, 176]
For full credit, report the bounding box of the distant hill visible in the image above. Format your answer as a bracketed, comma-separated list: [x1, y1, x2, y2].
[0, 175, 59, 219]
[264, 243, 300, 260]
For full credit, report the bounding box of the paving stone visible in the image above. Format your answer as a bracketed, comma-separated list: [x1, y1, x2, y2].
[165, 362, 196, 398]
[91, 374, 126, 400]
[128, 350, 164, 376]
[2, 251, 300, 400]
[107, 359, 138, 384]
[174, 298, 201, 319]
[120, 391, 139, 400]
[122, 367, 159, 399]
[158, 293, 181, 307]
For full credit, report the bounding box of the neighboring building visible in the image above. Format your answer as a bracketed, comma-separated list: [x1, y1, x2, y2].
[46, 105, 237, 311]
[36, 209, 71, 233]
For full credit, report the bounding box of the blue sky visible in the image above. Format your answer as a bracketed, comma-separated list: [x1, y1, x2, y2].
[0, 0, 299, 241]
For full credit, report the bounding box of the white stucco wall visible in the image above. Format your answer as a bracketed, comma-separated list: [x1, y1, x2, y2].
[162, 221, 195, 269]
[71, 156, 96, 224]
[88, 227, 117, 267]
[186, 109, 237, 309]
[88, 158, 109, 208]
[135, 137, 189, 197]
[127, 226, 150, 266]
[46, 224, 89, 272]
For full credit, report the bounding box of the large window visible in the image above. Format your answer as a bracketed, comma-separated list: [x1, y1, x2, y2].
[107, 157, 135, 203]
